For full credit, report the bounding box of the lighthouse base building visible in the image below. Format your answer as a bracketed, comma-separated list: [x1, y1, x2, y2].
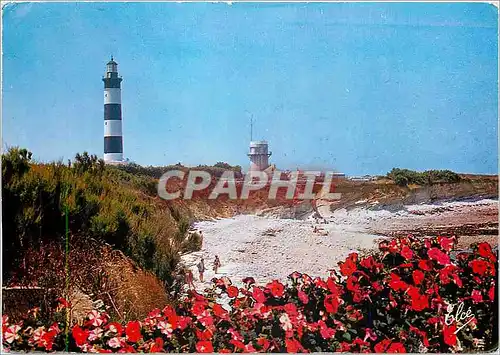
[247, 141, 272, 171]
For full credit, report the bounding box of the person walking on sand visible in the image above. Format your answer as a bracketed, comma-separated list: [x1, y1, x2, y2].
[185, 269, 195, 289]
[213, 255, 221, 274]
[197, 258, 205, 282]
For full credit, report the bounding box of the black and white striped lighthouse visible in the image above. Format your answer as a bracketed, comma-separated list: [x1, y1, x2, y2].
[103, 57, 123, 163]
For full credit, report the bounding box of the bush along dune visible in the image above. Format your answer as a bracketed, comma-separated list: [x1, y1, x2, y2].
[2, 147, 198, 291]
[2, 236, 497, 353]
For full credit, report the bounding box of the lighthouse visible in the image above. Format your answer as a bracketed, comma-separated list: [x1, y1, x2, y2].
[103, 57, 124, 163]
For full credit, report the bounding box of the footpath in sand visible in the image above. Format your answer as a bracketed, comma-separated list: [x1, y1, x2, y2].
[181, 198, 498, 293]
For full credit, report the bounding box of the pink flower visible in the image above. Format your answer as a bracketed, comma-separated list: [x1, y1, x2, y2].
[87, 310, 105, 327]
[298, 289, 309, 304]
[279, 313, 293, 331]
[364, 328, 378, 342]
[32, 327, 46, 343]
[107, 322, 123, 335]
[157, 321, 173, 336]
[5, 325, 21, 344]
[107, 337, 123, 348]
[88, 328, 103, 342]
[48, 323, 61, 334]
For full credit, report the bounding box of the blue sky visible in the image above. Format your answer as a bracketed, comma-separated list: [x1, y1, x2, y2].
[2, 2, 498, 175]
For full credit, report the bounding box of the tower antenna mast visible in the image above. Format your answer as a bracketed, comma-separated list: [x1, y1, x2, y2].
[250, 114, 254, 141]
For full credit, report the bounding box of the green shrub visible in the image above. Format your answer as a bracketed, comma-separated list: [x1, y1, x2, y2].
[2, 147, 200, 288]
[387, 168, 461, 186]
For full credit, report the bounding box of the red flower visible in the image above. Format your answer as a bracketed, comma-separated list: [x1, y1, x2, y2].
[374, 339, 392, 352]
[41, 330, 57, 351]
[324, 294, 340, 314]
[191, 302, 206, 317]
[177, 316, 191, 330]
[418, 260, 432, 271]
[212, 303, 229, 319]
[409, 326, 430, 347]
[230, 339, 245, 350]
[471, 290, 483, 303]
[57, 297, 71, 309]
[284, 303, 298, 317]
[387, 342, 406, 353]
[266, 280, 285, 298]
[360, 256, 381, 271]
[452, 274, 463, 287]
[439, 265, 458, 285]
[339, 253, 358, 276]
[489, 285, 495, 301]
[257, 337, 270, 351]
[326, 277, 341, 296]
[162, 305, 176, 317]
[226, 286, 239, 298]
[125, 321, 142, 343]
[196, 341, 214, 353]
[285, 338, 302, 353]
[339, 342, 352, 352]
[297, 289, 309, 304]
[72, 325, 89, 347]
[412, 270, 425, 285]
[347, 276, 360, 292]
[318, 321, 336, 339]
[428, 248, 451, 265]
[443, 324, 457, 346]
[408, 286, 429, 311]
[252, 286, 267, 303]
[469, 259, 490, 276]
[400, 245, 413, 260]
[389, 273, 408, 291]
[150, 337, 164, 352]
[478, 242, 496, 262]
[427, 317, 440, 325]
[438, 236, 455, 252]
[371, 281, 383, 292]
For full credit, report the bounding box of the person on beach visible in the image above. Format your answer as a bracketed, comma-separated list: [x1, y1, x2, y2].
[213, 255, 221, 274]
[197, 258, 205, 282]
[185, 269, 195, 289]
